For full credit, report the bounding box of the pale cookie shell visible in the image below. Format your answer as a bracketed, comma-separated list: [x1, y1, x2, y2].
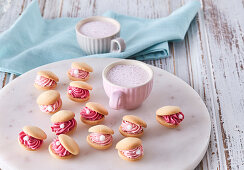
[51, 110, 75, 123]
[119, 126, 144, 138]
[122, 115, 147, 128]
[58, 134, 80, 155]
[88, 125, 114, 134]
[86, 135, 112, 150]
[86, 102, 108, 116]
[36, 90, 60, 105]
[69, 81, 93, 90]
[37, 70, 59, 82]
[23, 126, 47, 140]
[156, 106, 181, 116]
[156, 115, 179, 128]
[118, 149, 143, 161]
[115, 137, 142, 150]
[71, 62, 93, 72]
[48, 144, 73, 159]
[80, 116, 105, 126]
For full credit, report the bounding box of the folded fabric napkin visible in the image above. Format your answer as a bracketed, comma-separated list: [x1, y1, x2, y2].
[0, 0, 200, 75]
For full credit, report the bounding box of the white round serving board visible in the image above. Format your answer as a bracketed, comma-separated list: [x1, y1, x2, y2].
[0, 58, 211, 170]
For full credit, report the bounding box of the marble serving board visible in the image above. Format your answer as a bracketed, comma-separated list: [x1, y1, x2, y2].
[0, 58, 211, 170]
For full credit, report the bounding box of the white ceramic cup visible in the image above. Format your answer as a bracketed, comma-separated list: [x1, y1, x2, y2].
[75, 16, 126, 55]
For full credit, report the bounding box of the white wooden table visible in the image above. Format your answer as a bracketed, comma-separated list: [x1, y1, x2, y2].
[0, 0, 243, 169]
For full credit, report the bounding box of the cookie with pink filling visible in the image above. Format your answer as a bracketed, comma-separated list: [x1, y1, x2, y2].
[51, 110, 77, 135]
[67, 81, 93, 102]
[87, 125, 114, 150]
[49, 134, 80, 159]
[37, 90, 62, 114]
[156, 106, 184, 128]
[119, 115, 147, 138]
[18, 126, 47, 151]
[80, 102, 108, 125]
[34, 70, 59, 90]
[116, 137, 144, 161]
[67, 62, 93, 81]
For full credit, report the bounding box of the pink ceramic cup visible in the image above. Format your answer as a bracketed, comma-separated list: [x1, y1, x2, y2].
[102, 60, 153, 110]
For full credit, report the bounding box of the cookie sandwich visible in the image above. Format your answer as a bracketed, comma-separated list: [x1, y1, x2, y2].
[87, 125, 114, 150]
[156, 106, 184, 128]
[67, 81, 92, 102]
[49, 134, 80, 159]
[80, 102, 108, 125]
[68, 62, 93, 81]
[34, 70, 59, 90]
[119, 115, 147, 138]
[37, 90, 62, 114]
[18, 126, 47, 151]
[116, 137, 144, 161]
[51, 110, 77, 135]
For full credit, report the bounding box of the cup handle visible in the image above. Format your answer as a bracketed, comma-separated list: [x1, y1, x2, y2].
[110, 38, 126, 53]
[109, 90, 125, 110]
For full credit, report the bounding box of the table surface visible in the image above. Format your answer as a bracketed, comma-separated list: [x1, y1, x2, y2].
[0, 0, 243, 170]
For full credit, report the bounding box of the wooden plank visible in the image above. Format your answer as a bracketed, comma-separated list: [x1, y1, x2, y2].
[186, 7, 222, 170]
[0, 72, 7, 88]
[42, 0, 62, 19]
[166, 1, 208, 170]
[201, 0, 244, 169]
[0, 0, 25, 33]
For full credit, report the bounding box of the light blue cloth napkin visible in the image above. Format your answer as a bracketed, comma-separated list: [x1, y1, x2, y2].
[0, 0, 200, 75]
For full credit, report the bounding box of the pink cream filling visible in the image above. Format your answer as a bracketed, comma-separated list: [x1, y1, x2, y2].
[120, 145, 143, 159]
[69, 68, 89, 79]
[161, 112, 184, 125]
[67, 86, 90, 99]
[39, 98, 62, 113]
[80, 107, 104, 121]
[121, 120, 143, 134]
[51, 118, 77, 135]
[35, 75, 56, 87]
[89, 133, 112, 146]
[51, 138, 71, 157]
[19, 131, 43, 150]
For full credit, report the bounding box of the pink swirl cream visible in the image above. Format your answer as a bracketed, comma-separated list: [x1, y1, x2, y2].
[80, 107, 104, 121]
[51, 138, 71, 157]
[162, 112, 184, 125]
[89, 133, 112, 146]
[120, 145, 143, 159]
[51, 118, 77, 135]
[68, 86, 90, 99]
[35, 75, 56, 87]
[121, 120, 143, 134]
[69, 68, 89, 79]
[19, 131, 43, 150]
[39, 98, 62, 113]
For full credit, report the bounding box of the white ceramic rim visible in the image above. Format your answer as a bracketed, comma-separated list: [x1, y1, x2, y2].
[75, 16, 121, 39]
[102, 59, 154, 89]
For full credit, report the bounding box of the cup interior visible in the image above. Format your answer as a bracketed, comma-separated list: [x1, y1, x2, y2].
[102, 59, 153, 88]
[76, 16, 121, 39]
